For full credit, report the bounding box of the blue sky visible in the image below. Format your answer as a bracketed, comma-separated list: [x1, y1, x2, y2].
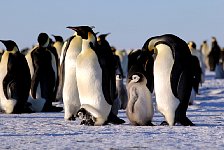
[0, 0, 224, 50]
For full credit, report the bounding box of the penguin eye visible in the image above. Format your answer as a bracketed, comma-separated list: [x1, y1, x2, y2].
[116, 74, 121, 80]
[132, 75, 140, 82]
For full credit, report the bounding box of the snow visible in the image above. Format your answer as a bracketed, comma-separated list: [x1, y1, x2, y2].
[0, 71, 224, 150]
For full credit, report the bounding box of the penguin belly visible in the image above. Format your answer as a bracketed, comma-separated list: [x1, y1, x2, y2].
[154, 44, 180, 126]
[76, 51, 111, 125]
[63, 53, 80, 120]
[0, 53, 16, 113]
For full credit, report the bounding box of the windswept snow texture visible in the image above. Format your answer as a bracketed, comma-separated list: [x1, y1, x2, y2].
[0, 71, 224, 150]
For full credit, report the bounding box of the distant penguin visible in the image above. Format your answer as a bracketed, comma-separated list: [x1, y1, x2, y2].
[0, 40, 31, 113]
[188, 41, 205, 83]
[115, 49, 128, 77]
[142, 34, 194, 126]
[200, 40, 210, 69]
[189, 55, 202, 105]
[26, 33, 63, 112]
[208, 37, 221, 71]
[60, 27, 82, 120]
[115, 74, 128, 110]
[126, 50, 154, 126]
[52, 35, 64, 59]
[68, 26, 124, 125]
[112, 47, 127, 110]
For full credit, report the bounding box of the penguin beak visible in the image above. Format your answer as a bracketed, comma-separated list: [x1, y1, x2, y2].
[67, 26, 78, 31]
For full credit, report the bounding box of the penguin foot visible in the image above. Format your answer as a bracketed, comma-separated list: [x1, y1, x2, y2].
[160, 121, 169, 126]
[68, 115, 76, 121]
[42, 105, 63, 112]
[105, 112, 125, 125]
[179, 117, 195, 126]
[77, 108, 96, 126]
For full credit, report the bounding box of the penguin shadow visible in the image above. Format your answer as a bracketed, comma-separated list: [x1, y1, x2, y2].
[0, 132, 83, 137]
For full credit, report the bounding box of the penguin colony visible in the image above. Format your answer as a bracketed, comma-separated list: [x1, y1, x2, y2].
[1, 25, 217, 126]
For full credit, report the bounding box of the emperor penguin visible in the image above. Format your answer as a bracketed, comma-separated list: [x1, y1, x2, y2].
[188, 41, 205, 83]
[126, 50, 154, 126]
[142, 34, 195, 126]
[112, 48, 128, 110]
[115, 49, 128, 77]
[0, 40, 31, 113]
[52, 35, 64, 60]
[60, 27, 82, 120]
[52, 35, 64, 101]
[68, 26, 124, 125]
[97, 33, 119, 115]
[189, 55, 202, 105]
[26, 33, 63, 112]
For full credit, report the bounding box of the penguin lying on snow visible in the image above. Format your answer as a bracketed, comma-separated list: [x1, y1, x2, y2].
[142, 34, 195, 126]
[0, 40, 32, 113]
[126, 49, 154, 126]
[68, 26, 124, 125]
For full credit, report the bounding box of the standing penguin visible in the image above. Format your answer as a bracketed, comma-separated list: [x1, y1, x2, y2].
[52, 35, 64, 60]
[52, 35, 64, 102]
[0, 40, 31, 113]
[68, 26, 124, 125]
[126, 49, 154, 126]
[26, 33, 63, 112]
[60, 27, 82, 120]
[189, 55, 202, 105]
[142, 34, 194, 126]
[97, 33, 120, 115]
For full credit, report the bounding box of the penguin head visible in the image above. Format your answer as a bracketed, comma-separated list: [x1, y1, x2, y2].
[67, 26, 96, 42]
[142, 37, 158, 55]
[97, 33, 110, 42]
[52, 35, 63, 42]
[0, 40, 19, 53]
[188, 41, 196, 50]
[38, 33, 50, 48]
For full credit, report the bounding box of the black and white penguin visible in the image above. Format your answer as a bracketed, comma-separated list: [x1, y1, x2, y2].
[26, 33, 63, 112]
[0, 40, 31, 113]
[60, 27, 82, 120]
[69, 26, 124, 125]
[112, 47, 128, 110]
[126, 49, 154, 126]
[52, 35, 64, 60]
[189, 55, 202, 105]
[97, 33, 119, 115]
[142, 34, 195, 126]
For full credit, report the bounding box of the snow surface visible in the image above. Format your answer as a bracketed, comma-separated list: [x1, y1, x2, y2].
[0, 71, 224, 150]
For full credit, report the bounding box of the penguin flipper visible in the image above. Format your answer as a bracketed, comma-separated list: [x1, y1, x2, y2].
[3, 74, 13, 99]
[127, 86, 138, 114]
[31, 70, 41, 99]
[170, 62, 183, 97]
[92, 43, 114, 105]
